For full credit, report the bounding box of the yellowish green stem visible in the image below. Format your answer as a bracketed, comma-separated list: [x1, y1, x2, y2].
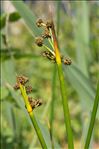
[51, 21, 74, 149]
[19, 84, 47, 149]
[43, 44, 55, 56]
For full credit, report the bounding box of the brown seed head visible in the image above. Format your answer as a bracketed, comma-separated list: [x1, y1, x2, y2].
[13, 83, 20, 90]
[63, 58, 72, 65]
[26, 86, 33, 94]
[34, 99, 42, 108]
[28, 97, 42, 109]
[42, 28, 51, 39]
[42, 50, 56, 62]
[46, 20, 53, 29]
[42, 51, 50, 57]
[17, 75, 29, 85]
[35, 37, 43, 47]
[28, 96, 33, 102]
[36, 19, 43, 27]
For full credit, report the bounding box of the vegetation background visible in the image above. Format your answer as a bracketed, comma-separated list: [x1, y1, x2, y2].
[1, 0, 99, 149]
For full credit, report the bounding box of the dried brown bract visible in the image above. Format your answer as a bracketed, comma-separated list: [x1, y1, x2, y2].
[35, 37, 43, 47]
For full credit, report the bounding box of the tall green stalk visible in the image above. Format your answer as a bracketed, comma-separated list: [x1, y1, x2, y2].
[29, 112, 47, 149]
[51, 22, 74, 149]
[50, 65, 57, 148]
[49, 1, 61, 147]
[84, 82, 99, 149]
[57, 64, 74, 149]
[19, 83, 47, 149]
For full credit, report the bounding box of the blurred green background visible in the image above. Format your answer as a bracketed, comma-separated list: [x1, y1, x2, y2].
[0, 1, 99, 149]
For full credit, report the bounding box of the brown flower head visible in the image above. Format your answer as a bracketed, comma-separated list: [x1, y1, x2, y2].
[13, 83, 20, 90]
[36, 19, 44, 27]
[26, 86, 33, 94]
[28, 97, 42, 109]
[46, 20, 53, 29]
[35, 36, 44, 47]
[42, 28, 51, 39]
[17, 75, 29, 85]
[42, 50, 56, 62]
[14, 75, 29, 90]
[63, 58, 72, 65]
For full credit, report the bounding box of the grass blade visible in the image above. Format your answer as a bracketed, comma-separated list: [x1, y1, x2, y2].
[73, 1, 90, 76]
[64, 63, 95, 100]
[84, 82, 99, 149]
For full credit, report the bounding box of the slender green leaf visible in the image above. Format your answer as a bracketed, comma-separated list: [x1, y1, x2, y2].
[72, 2, 93, 145]
[84, 82, 99, 149]
[73, 1, 91, 76]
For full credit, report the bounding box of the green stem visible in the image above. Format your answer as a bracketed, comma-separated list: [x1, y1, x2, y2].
[48, 38, 54, 50]
[57, 63, 74, 149]
[43, 44, 55, 56]
[84, 82, 99, 149]
[19, 84, 47, 149]
[50, 20, 74, 149]
[51, 21, 74, 149]
[50, 64, 57, 149]
[29, 112, 47, 149]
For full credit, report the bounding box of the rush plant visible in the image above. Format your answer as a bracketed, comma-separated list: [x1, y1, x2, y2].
[35, 18, 74, 149]
[14, 75, 47, 149]
[7, 1, 99, 149]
